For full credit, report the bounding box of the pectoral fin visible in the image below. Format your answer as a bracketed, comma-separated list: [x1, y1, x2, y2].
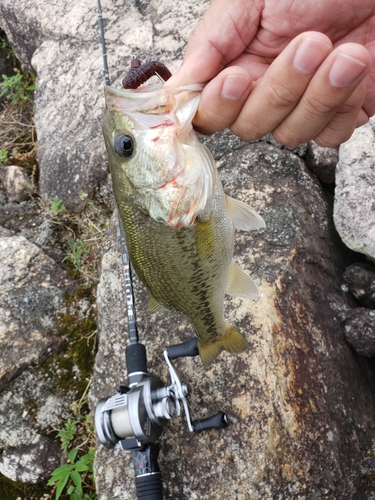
[226, 195, 265, 231]
[147, 294, 169, 313]
[226, 260, 259, 299]
[196, 216, 215, 260]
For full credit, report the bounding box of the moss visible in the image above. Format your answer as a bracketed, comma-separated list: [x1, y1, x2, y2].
[0, 473, 51, 500]
[39, 287, 98, 395]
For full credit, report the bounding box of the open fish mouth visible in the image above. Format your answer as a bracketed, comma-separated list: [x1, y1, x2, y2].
[103, 82, 216, 228]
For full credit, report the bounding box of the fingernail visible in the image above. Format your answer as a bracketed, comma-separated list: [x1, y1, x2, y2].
[221, 74, 251, 100]
[293, 37, 331, 75]
[329, 52, 367, 88]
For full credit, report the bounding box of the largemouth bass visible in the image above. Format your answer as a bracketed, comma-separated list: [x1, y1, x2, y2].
[102, 81, 265, 365]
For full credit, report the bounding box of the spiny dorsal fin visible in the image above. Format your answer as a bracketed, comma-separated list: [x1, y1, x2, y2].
[226, 195, 265, 231]
[226, 260, 259, 299]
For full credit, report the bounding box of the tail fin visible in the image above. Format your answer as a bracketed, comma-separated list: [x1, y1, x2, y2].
[198, 326, 248, 366]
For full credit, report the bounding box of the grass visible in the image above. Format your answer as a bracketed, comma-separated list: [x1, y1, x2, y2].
[48, 387, 97, 500]
[47, 194, 110, 285]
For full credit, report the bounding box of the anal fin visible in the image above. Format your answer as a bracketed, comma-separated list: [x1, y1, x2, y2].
[226, 260, 259, 299]
[198, 325, 248, 366]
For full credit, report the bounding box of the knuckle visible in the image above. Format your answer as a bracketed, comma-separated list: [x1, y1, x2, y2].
[265, 81, 299, 109]
[303, 93, 336, 116]
[230, 121, 264, 141]
[272, 127, 301, 148]
[314, 123, 356, 147]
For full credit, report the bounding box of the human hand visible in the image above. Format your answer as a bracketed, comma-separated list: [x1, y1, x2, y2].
[165, 0, 375, 147]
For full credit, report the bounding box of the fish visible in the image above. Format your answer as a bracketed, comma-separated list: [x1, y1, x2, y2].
[102, 80, 265, 365]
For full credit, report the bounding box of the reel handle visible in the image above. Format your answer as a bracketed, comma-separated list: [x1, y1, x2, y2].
[192, 411, 229, 433]
[166, 338, 199, 359]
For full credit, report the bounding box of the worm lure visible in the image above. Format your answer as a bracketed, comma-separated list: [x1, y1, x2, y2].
[122, 58, 172, 89]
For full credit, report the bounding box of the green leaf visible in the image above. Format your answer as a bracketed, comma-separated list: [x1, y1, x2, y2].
[55, 472, 70, 500]
[50, 196, 66, 215]
[70, 470, 82, 489]
[48, 464, 73, 484]
[74, 462, 89, 473]
[68, 448, 79, 463]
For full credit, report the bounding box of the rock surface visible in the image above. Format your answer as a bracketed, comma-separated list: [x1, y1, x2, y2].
[334, 117, 375, 259]
[0, 0, 208, 209]
[305, 142, 338, 184]
[344, 308, 375, 358]
[0, 235, 75, 386]
[0, 166, 34, 203]
[343, 263, 375, 309]
[90, 140, 375, 499]
[0, 435, 61, 484]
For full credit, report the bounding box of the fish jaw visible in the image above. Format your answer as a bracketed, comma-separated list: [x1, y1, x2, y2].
[102, 83, 214, 228]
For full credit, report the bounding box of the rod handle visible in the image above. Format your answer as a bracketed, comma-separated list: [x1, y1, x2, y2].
[135, 472, 163, 500]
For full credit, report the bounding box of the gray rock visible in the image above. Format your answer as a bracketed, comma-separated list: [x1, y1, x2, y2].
[334, 117, 375, 259]
[0, 435, 61, 484]
[361, 456, 375, 476]
[0, 165, 34, 202]
[90, 140, 375, 499]
[0, 235, 77, 386]
[343, 263, 375, 309]
[305, 142, 339, 184]
[344, 308, 375, 357]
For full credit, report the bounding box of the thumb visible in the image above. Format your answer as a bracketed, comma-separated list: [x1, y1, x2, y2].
[165, 0, 260, 87]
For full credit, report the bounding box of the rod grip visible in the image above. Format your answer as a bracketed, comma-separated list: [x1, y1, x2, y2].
[126, 343, 147, 375]
[135, 472, 163, 500]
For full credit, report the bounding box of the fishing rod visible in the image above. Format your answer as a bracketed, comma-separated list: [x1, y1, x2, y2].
[94, 2, 228, 499]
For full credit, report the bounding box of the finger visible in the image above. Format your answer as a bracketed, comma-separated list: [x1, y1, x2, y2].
[165, 0, 261, 87]
[192, 67, 253, 135]
[272, 44, 372, 146]
[313, 81, 367, 147]
[228, 32, 334, 140]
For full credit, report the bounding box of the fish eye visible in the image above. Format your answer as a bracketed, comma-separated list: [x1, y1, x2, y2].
[114, 134, 134, 158]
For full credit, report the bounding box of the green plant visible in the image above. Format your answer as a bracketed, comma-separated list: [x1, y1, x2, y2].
[48, 448, 95, 500]
[51, 196, 66, 214]
[0, 28, 14, 60]
[0, 149, 8, 164]
[57, 418, 78, 451]
[63, 239, 91, 270]
[0, 69, 35, 105]
[48, 396, 97, 500]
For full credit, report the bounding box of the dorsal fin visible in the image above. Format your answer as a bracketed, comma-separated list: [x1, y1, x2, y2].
[226, 195, 265, 231]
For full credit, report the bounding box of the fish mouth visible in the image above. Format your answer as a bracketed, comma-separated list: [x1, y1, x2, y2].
[104, 83, 204, 99]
